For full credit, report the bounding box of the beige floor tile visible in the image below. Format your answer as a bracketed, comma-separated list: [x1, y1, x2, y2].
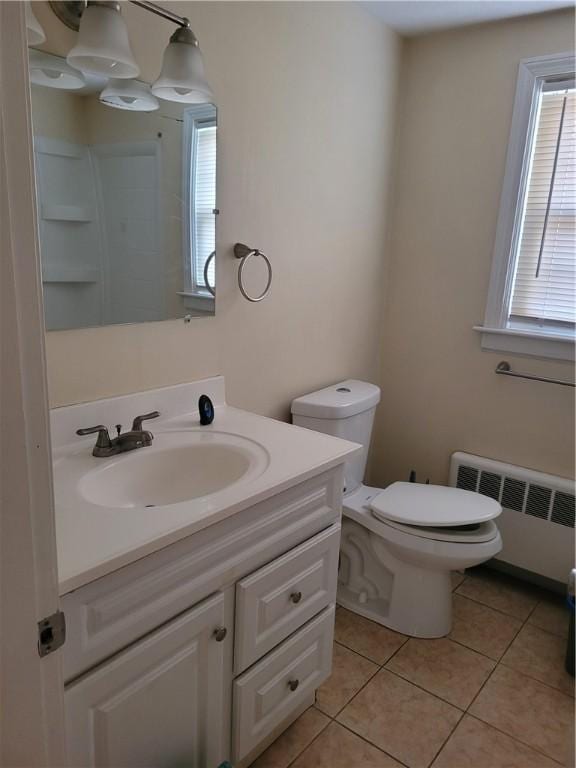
[432, 714, 561, 768]
[470, 665, 575, 766]
[315, 642, 378, 717]
[337, 668, 462, 768]
[449, 594, 522, 660]
[292, 722, 404, 768]
[529, 595, 571, 639]
[334, 606, 407, 665]
[455, 568, 540, 620]
[250, 706, 330, 768]
[450, 571, 465, 591]
[385, 637, 495, 709]
[501, 623, 574, 697]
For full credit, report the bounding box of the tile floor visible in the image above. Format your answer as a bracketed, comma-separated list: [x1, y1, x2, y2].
[250, 567, 575, 768]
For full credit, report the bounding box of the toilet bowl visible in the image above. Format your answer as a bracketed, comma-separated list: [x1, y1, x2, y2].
[291, 379, 503, 638]
[338, 484, 502, 637]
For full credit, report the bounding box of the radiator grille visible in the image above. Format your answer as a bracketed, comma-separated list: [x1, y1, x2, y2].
[501, 478, 526, 512]
[479, 471, 502, 500]
[456, 465, 478, 492]
[455, 463, 575, 529]
[552, 492, 576, 528]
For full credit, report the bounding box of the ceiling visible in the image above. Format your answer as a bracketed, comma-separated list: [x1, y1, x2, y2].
[361, 1, 573, 35]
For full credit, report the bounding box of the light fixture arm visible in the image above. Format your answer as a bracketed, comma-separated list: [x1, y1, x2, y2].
[129, 1, 190, 29]
[49, 0, 191, 32]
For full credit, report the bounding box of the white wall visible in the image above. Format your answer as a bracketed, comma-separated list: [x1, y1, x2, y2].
[371, 10, 575, 485]
[32, 1, 401, 417]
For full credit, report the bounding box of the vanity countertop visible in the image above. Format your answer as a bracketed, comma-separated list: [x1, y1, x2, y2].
[53, 382, 360, 595]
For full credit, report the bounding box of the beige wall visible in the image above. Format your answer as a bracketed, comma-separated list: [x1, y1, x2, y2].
[33, 1, 401, 418]
[371, 10, 575, 486]
[30, 84, 88, 142]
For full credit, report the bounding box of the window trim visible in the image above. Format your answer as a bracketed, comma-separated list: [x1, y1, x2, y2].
[476, 52, 575, 362]
[181, 104, 216, 307]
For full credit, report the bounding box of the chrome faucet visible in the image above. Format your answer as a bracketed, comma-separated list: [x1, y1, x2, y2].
[76, 411, 160, 457]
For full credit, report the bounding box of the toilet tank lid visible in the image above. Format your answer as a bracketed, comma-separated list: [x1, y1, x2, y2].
[291, 380, 381, 419]
[370, 482, 501, 527]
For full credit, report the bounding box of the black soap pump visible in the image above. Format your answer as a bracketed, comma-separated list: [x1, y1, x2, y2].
[198, 395, 215, 426]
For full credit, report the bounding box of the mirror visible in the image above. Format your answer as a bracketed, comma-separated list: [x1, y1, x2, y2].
[28, 51, 216, 330]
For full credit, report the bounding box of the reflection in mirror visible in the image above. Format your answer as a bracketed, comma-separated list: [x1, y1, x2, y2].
[29, 51, 216, 330]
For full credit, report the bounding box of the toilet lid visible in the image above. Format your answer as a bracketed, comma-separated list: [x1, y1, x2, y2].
[370, 482, 501, 527]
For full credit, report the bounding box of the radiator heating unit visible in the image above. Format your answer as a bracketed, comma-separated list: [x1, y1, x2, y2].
[449, 451, 575, 584]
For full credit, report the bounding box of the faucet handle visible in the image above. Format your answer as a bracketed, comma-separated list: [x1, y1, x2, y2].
[76, 425, 111, 449]
[131, 411, 160, 431]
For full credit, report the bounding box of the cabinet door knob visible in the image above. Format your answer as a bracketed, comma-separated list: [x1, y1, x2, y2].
[290, 591, 302, 604]
[288, 678, 300, 692]
[213, 627, 227, 642]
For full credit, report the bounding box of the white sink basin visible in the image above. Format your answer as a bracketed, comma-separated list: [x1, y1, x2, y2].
[55, 430, 270, 510]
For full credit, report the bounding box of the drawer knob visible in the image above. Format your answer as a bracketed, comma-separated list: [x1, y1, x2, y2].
[213, 627, 227, 642]
[290, 591, 302, 604]
[288, 678, 300, 692]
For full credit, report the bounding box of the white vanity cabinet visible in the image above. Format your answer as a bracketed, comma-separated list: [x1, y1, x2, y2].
[61, 466, 343, 768]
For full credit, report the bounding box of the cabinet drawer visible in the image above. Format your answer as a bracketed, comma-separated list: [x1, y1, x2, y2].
[232, 605, 334, 762]
[235, 524, 340, 673]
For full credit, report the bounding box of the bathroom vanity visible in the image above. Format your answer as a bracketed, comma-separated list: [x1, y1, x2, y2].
[52, 377, 359, 767]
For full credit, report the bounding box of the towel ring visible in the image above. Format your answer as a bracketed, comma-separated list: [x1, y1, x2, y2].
[203, 250, 216, 297]
[234, 243, 272, 302]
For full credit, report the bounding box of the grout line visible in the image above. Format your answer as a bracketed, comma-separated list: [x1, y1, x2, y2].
[425, 709, 464, 768]
[465, 613, 526, 713]
[282, 709, 331, 768]
[335, 720, 413, 768]
[497, 658, 575, 699]
[452, 589, 535, 622]
[380, 664, 467, 713]
[447, 634, 502, 662]
[332, 635, 409, 667]
[466, 709, 569, 765]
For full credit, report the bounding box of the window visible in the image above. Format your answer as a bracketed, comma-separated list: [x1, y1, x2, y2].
[478, 53, 575, 361]
[182, 105, 217, 304]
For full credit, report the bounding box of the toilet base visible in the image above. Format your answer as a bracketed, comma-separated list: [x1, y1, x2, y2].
[338, 497, 502, 638]
[336, 562, 453, 638]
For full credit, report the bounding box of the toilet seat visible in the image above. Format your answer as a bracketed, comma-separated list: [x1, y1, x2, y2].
[370, 481, 501, 528]
[379, 517, 500, 544]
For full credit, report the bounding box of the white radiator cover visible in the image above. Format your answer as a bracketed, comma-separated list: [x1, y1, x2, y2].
[449, 452, 575, 584]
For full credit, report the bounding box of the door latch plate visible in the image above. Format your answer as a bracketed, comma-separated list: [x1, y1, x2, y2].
[38, 610, 66, 657]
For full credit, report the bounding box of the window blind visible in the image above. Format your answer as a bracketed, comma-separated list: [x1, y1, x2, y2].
[509, 85, 575, 328]
[193, 123, 216, 289]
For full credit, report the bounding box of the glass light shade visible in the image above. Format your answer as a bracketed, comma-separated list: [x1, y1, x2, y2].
[100, 79, 159, 111]
[152, 29, 213, 104]
[67, 3, 139, 79]
[29, 50, 86, 90]
[26, 1, 46, 45]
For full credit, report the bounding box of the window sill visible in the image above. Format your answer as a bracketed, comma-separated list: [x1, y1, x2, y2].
[178, 291, 214, 314]
[474, 326, 575, 361]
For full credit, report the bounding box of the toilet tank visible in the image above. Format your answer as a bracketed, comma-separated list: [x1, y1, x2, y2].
[291, 380, 381, 495]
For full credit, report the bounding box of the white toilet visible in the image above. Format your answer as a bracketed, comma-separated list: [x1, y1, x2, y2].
[291, 380, 502, 638]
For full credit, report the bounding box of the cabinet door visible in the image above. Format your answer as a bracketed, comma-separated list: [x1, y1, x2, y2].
[65, 590, 232, 768]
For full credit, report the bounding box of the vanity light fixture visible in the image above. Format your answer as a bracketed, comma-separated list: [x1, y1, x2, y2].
[26, 1, 46, 45]
[29, 49, 86, 90]
[66, 2, 139, 78]
[151, 25, 213, 104]
[49, 1, 214, 104]
[100, 78, 159, 111]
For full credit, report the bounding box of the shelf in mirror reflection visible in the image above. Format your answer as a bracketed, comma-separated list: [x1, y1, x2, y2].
[42, 266, 100, 284]
[41, 204, 93, 222]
